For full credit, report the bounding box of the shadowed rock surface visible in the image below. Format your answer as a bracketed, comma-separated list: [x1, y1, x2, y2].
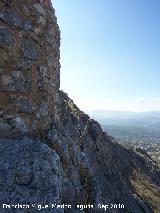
[0, 0, 160, 212]
[0, 138, 63, 213]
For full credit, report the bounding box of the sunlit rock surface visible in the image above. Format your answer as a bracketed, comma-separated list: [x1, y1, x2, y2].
[0, 0, 60, 138]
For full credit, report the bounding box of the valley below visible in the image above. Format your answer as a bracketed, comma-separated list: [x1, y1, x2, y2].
[89, 110, 160, 164]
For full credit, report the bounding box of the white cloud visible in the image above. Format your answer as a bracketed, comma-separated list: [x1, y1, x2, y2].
[153, 98, 160, 101]
[128, 98, 160, 112]
[133, 98, 145, 103]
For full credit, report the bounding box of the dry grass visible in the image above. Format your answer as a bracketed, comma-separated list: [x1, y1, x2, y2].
[130, 170, 160, 213]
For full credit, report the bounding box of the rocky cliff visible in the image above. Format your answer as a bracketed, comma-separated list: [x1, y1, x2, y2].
[0, 1, 160, 213]
[0, 0, 60, 138]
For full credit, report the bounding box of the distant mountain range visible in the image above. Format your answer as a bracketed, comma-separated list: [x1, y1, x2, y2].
[87, 110, 160, 146]
[88, 110, 160, 120]
[87, 110, 160, 128]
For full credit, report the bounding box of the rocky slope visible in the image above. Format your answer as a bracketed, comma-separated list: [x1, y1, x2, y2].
[0, 1, 160, 213]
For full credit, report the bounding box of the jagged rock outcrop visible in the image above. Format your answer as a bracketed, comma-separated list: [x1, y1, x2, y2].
[0, 1, 160, 213]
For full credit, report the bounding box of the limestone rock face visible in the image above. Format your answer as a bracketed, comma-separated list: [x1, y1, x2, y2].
[48, 91, 160, 212]
[0, 0, 60, 137]
[0, 1, 160, 213]
[0, 138, 63, 213]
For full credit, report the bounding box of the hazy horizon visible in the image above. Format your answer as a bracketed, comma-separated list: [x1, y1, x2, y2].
[87, 109, 160, 113]
[87, 110, 160, 120]
[54, 0, 160, 112]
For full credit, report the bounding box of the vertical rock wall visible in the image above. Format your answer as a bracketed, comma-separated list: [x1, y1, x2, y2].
[0, 0, 60, 137]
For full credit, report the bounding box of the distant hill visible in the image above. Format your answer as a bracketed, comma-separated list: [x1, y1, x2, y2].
[88, 110, 160, 120]
[87, 110, 160, 128]
[88, 110, 160, 163]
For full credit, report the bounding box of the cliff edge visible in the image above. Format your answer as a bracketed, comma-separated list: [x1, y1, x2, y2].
[0, 1, 160, 212]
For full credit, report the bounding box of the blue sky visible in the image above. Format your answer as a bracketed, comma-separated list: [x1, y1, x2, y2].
[53, 0, 160, 112]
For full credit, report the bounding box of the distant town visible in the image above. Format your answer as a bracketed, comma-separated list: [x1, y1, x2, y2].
[114, 135, 160, 164]
[89, 110, 160, 164]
